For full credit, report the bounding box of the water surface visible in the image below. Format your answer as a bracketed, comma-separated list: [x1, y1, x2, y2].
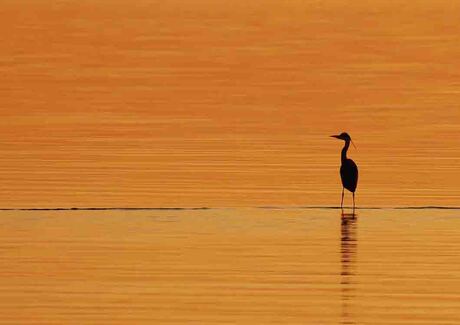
[1, 0, 460, 208]
[1, 208, 459, 324]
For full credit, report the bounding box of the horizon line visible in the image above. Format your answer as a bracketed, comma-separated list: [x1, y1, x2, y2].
[0, 206, 459, 211]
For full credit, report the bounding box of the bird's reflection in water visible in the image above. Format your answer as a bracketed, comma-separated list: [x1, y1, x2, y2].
[340, 214, 357, 325]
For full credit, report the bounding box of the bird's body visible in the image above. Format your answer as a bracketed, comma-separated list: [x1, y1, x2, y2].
[331, 132, 359, 213]
[340, 159, 358, 193]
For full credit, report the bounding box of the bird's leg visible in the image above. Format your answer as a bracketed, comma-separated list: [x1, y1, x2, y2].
[341, 187, 344, 211]
[352, 192, 355, 216]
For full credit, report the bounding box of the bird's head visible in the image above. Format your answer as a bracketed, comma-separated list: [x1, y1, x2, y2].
[331, 132, 351, 141]
[331, 132, 356, 148]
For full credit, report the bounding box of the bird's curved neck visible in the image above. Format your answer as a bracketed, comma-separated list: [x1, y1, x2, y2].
[341, 140, 350, 163]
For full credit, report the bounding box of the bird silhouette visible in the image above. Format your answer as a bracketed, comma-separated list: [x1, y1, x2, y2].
[331, 132, 358, 214]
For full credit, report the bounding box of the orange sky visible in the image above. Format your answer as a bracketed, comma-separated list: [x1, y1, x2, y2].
[1, 0, 460, 208]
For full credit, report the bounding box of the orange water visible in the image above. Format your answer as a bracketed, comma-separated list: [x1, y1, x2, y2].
[0, 208, 459, 324]
[2, 2, 459, 323]
[1, 0, 460, 208]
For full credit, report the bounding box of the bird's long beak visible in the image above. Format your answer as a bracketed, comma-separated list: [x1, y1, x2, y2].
[330, 135, 340, 139]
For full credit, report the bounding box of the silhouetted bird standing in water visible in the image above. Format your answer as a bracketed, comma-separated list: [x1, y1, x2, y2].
[331, 132, 358, 214]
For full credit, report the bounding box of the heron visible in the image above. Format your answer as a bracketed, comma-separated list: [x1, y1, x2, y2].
[331, 132, 358, 214]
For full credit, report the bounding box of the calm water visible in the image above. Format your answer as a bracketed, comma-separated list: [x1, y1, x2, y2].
[1, 0, 460, 208]
[0, 208, 459, 324]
